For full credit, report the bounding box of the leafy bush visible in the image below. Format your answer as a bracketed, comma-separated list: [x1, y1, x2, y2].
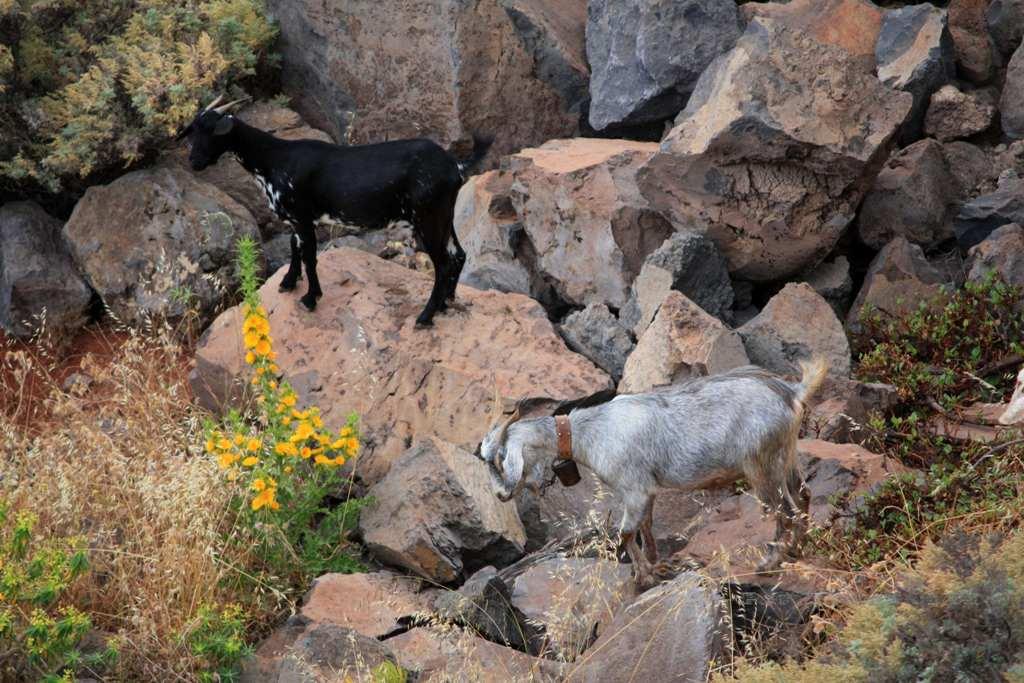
[0, 500, 109, 681]
[205, 237, 367, 590]
[855, 272, 1024, 412]
[0, 0, 277, 194]
[183, 603, 251, 683]
[722, 530, 1024, 682]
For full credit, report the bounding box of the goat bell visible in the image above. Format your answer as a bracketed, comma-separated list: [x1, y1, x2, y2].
[552, 459, 581, 487]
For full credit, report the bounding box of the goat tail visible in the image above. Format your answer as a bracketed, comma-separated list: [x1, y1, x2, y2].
[457, 134, 495, 180]
[794, 356, 828, 408]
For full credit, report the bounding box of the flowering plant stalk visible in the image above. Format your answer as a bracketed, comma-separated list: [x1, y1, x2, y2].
[205, 237, 365, 584]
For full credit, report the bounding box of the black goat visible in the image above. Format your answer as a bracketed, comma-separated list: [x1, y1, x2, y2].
[177, 97, 491, 326]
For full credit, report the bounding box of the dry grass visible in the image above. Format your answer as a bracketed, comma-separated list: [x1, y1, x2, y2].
[0, 323, 280, 680]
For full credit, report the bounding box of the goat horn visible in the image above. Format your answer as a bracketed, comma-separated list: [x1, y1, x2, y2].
[213, 96, 251, 114]
[494, 402, 523, 446]
[202, 94, 226, 112]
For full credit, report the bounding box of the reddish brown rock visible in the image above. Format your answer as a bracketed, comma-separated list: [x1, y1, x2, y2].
[966, 223, 1024, 291]
[265, 0, 578, 162]
[190, 247, 612, 484]
[299, 572, 432, 638]
[738, 283, 852, 380]
[742, 0, 884, 69]
[507, 138, 673, 310]
[358, 438, 527, 583]
[565, 572, 725, 683]
[511, 557, 635, 659]
[454, 170, 531, 295]
[847, 237, 950, 331]
[948, 0, 995, 83]
[388, 627, 564, 682]
[924, 84, 996, 141]
[619, 291, 749, 394]
[639, 18, 912, 282]
[242, 622, 398, 682]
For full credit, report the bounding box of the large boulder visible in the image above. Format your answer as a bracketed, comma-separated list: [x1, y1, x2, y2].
[0, 202, 91, 340]
[511, 557, 634, 660]
[619, 291, 749, 394]
[624, 230, 734, 336]
[559, 304, 634, 382]
[638, 18, 913, 282]
[191, 246, 612, 483]
[565, 572, 725, 683]
[949, 0, 995, 83]
[64, 165, 259, 327]
[856, 139, 959, 249]
[359, 438, 527, 584]
[298, 572, 432, 639]
[966, 223, 1024, 290]
[847, 237, 949, 330]
[987, 0, 1024, 60]
[167, 101, 333, 239]
[500, 0, 590, 118]
[506, 138, 674, 310]
[741, 0, 885, 70]
[954, 171, 1024, 249]
[876, 4, 955, 140]
[924, 84, 996, 141]
[738, 283, 851, 380]
[801, 256, 854, 318]
[242, 622, 399, 683]
[1002, 42, 1024, 139]
[265, 0, 578, 161]
[585, 0, 742, 131]
[453, 171, 532, 296]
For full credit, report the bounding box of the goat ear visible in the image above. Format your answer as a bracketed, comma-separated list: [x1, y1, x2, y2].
[213, 116, 234, 136]
[553, 388, 617, 416]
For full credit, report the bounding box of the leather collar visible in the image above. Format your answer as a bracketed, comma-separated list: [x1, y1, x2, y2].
[554, 415, 573, 461]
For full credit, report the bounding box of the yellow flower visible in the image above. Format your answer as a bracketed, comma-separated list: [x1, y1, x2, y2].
[284, 466, 293, 474]
[205, 439, 215, 453]
[268, 380, 277, 390]
[268, 350, 278, 361]
[339, 427, 354, 438]
[256, 305, 267, 317]
[254, 339, 272, 356]
[245, 351, 256, 365]
[251, 376, 259, 386]
[300, 446, 312, 459]
[333, 455, 346, 466]
[291, 422, 315, 442]
[218, 452, 238, 469]
[227, 470, 238, 482]
[270, 364, 280, 374]
[282, 416, 292, 426]
[256, 367, 266, 376]
[275, 442, 298, 457]
[243, 331, 260, 349]
[282, 394, 297, 407]
[242, 456, 259, 467]
[311, 415, 323, 429]
[217, 438, 232, 451]
[314, 454, 332, 466]
[251, 487, 278, 511]
[251, 478, 266, 492]
[234, 434, 245, 446]
[246, 438, 261, 452]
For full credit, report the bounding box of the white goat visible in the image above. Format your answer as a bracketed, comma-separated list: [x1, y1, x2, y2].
[476, 359, 828, 587]
[999, 367, 1024, 425]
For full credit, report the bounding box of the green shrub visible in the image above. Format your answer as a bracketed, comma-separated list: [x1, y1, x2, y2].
[854, 272, 1024, 412]
[0, 500, 110, 681]
[0, 0, 277, 193]
[183, 603, 252, 683]
[723, 530, 1024, 682]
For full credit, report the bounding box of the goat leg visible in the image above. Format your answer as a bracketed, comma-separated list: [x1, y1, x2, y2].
[279, 232, 303, 292]
[640, 496, 658, 564]
[298, 230, 323, 311]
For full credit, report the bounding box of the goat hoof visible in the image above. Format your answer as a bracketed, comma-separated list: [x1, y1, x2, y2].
[414, 315, 434, 328]
[279, 283, 297, 293]
[298, 297, 317, 312]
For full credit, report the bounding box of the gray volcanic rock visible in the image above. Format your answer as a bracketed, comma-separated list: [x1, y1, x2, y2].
[639, 18, 913, 282]
[876, 4, 955, 140]
[586, 0, 741, 131]
[955, 172, 1024, 249]
[559, 304, 634, 382]
[987, 0, 1024, 60]
[857, 139, 958, 249]
[0, 202, 91, 340]
[1001, 42, 1024, 139]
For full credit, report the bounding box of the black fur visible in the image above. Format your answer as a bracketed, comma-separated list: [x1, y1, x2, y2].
[180, 109, 492, 326]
